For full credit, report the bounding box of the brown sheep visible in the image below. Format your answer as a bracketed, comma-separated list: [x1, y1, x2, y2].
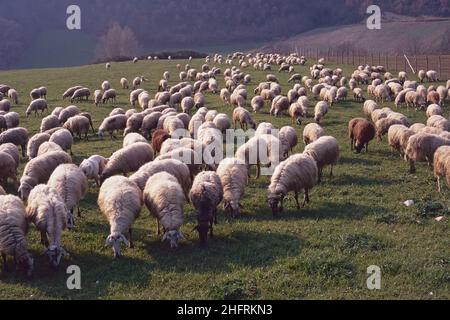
[348, 118, 375, 153]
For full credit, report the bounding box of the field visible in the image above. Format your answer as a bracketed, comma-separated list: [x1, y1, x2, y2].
[0, 58, 449, 300]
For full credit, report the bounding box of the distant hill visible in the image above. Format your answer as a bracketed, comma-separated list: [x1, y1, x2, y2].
[258, 15, 450, 55]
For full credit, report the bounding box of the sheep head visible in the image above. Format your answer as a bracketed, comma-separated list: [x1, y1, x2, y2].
[16, 252, 34, 279]
[45, 245, 68, 267]
[162, 230, 184, 249]
[105, 233, 129, 258]
[268, 193, 284, 216]
[18, 180, 33, 200]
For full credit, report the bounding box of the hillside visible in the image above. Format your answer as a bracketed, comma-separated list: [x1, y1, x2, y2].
[258, 15, 450, 55]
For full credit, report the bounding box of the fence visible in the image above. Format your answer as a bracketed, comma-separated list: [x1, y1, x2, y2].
[297, 48, 450, 80]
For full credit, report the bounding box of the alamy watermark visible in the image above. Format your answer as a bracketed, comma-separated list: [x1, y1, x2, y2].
[66, 5, 81, 30]
[66, 265, 81, 290]
[366, 265, 381, 290]
[366, 5, 381, 30]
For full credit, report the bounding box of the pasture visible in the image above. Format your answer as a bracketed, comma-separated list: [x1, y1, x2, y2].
[0, 58, 448, 300]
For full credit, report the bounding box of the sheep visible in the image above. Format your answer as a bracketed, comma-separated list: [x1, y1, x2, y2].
[410, 123, 426, 133]
[26, 133, 50, 160]
[79, 155, 108, 187]
[0, 127, 28, 157]
[437, 86, 447, 105]
[123, 132, 147, 147]
[37, 141, 63, 157]
[303, 123, 325, 146]
[0, 100, 11, 112]
[289, 102, 305, 125]
[49, 128, 73, 154]
[348, 118, 376, 153]
[303, 136, 339, 182]
[418, 70, 426, 82]
[102, 89, 117, 104]
[98, 176, 142, 258]
[7, 89, 18, 104]
[63, 115, 90, 141]
[18, 151, 72, 200]
[371, 109, 389, 123]
[51, 107, 64, 118]
[79, 112, 95, 133]
[213, 113, 231, 133]
[189, 171, 223, 245]
[94, 90, 102, 107]
[58, 105, 79, 124]
[314, 101, 328, 124]
[336, 87, 348, 101]
[130, 89, 144, 106]
[405, 91, 426, 109]
[98, 114, 128, 139]
[426, 70, 438, 82]
[40, 115, 60, 133]
[353, 88, 366, 102]
[133, 76, 145, 89]
[236, 134, 285, 179]
[232, 107, 256, 130]
[30, 88, 41, 100]
[433, 146, 450, 192]
[427, 115, 450, 131]
[363, 100, 380, 119]
[143, 172, 186, 248]
[141, 112, 163, 139]
[270, 95, 290, 116]
[255, 122, 275, 137]
[123, 113, 144, 136]
[405, 133, 450, 173]
[0, 151, 18, 188]
[374, 117, 403, 141]
[0, 195, 33, 278]
[4, 112, 20, 129]
[426, 104, 442, 118]
[216, 158, 248, 218]
[120, 78, 129, 89]
[251, 96, 264, 113]
[100, 142, 154, 183]
[0, 115, 6, 132]
[25, 184, 68, 266]
[0, 143, 19, 170]
[205, 110, 218, 122]
[267, 153, 318, 216]
[151, 129, 171, 154]
[279, 126, 298, 155]
[48, 164, 88, 228]
[62, 86, 83, 100]
[110, 108, 125, 117]
[101, 81, 111, 92]
[70, 88, 90, 103]
[387, 124, 414, 155]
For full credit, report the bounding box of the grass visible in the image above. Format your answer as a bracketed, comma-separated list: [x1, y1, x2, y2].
[0, 58, 449, 300]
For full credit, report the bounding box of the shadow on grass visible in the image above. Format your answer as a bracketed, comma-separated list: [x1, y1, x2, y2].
[339, 156, 382, 166]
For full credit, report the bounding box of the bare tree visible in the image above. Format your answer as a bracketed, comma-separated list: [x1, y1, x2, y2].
[95, 23, 139, 59]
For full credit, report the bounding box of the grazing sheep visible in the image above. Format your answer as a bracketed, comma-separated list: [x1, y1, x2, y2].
[102, 89, 117, 104]
[410, 123, 426, 133]
[426, 104, 442, 118]
[30, 88, 41, 100]
[4, 112, 20, 129]
[251, 96, 264, 113]
[0, 195, 34, 277]
[216, 158, 248, 218]
[232, 107, 256, 130]
[303, 136, 339, 182]
[0, 151, 18, 188]
[0, 127, 28, 157]
[303, 123, 325, 146]
[100, 142, 154, 183]
[426, 70, 438, 82]
[98, 176, 142, 258]
[49, 128, 73, 154]
[427, 115, 450, 131]
[270, 95, 290, 116]
[0, 143, 19, 170]
[70, 88, 90, 103]
[363, 100, 379, 119]
[18, 151, 72, 200]
[279, 126, 298, 155]
[353, 88, 366, 102]
[37, 141, 63, 157]
[79, 155, 108, 187]
[0, 100, 11, 112]
[141, 112, 162, 139]
[267, 153, 318, 216]
[348, 118, 376, 153]
[405, 133, 450, 173]
[48, 164, 88, 228]
[143, 172, 186, 248]
[151, 129, 171, 153]
[220, 88, 231, 104]
[433, 146, 450, 192]
[123, 132, 147, 147]
[387, 125, 414, 155]
[26, 133, 50, 160]
[94, 90, 102, 107]
[314, 101, 328, 124]
[189, 171, 223, 245]
[120, 78, 129, 89]
[58, 105, 80, 124]
[213, 113, 231, 133]
[62, 86, 83, 100]
[98, 114, 128, 139]
[123, 113, 144, 136]
[130, 89, 144, 106]
[25, 184, 68, 266]
[101, 81, 111, 92]
[40, 115, 60, 133]
[7, 89, 18, 104]
[63, 115, 90, 140]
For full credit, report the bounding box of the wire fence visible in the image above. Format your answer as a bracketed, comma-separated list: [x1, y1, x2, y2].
[297, 48, 450, 80]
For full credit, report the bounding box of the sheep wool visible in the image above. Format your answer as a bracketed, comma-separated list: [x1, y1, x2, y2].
[303, 136, 340, 181]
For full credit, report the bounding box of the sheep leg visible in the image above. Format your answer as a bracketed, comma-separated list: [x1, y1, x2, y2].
[40, 231, 49, 247]
[156, 219, 161, 235]
[128, 229, 134, 248]
[437, 177, 442, 193]
[409, 160, 416, 174]
[350, 138, 354, 151]
[77, 206, 82, 218]
[294, 191, 301, 210]
[94, 176, 100, 188]
[255, 164, 261, 179]
[302, 189, 310, 207]
[330, 165, 334, 177]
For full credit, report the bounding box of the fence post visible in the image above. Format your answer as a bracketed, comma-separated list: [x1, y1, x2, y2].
[438, 55, 441, 79]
